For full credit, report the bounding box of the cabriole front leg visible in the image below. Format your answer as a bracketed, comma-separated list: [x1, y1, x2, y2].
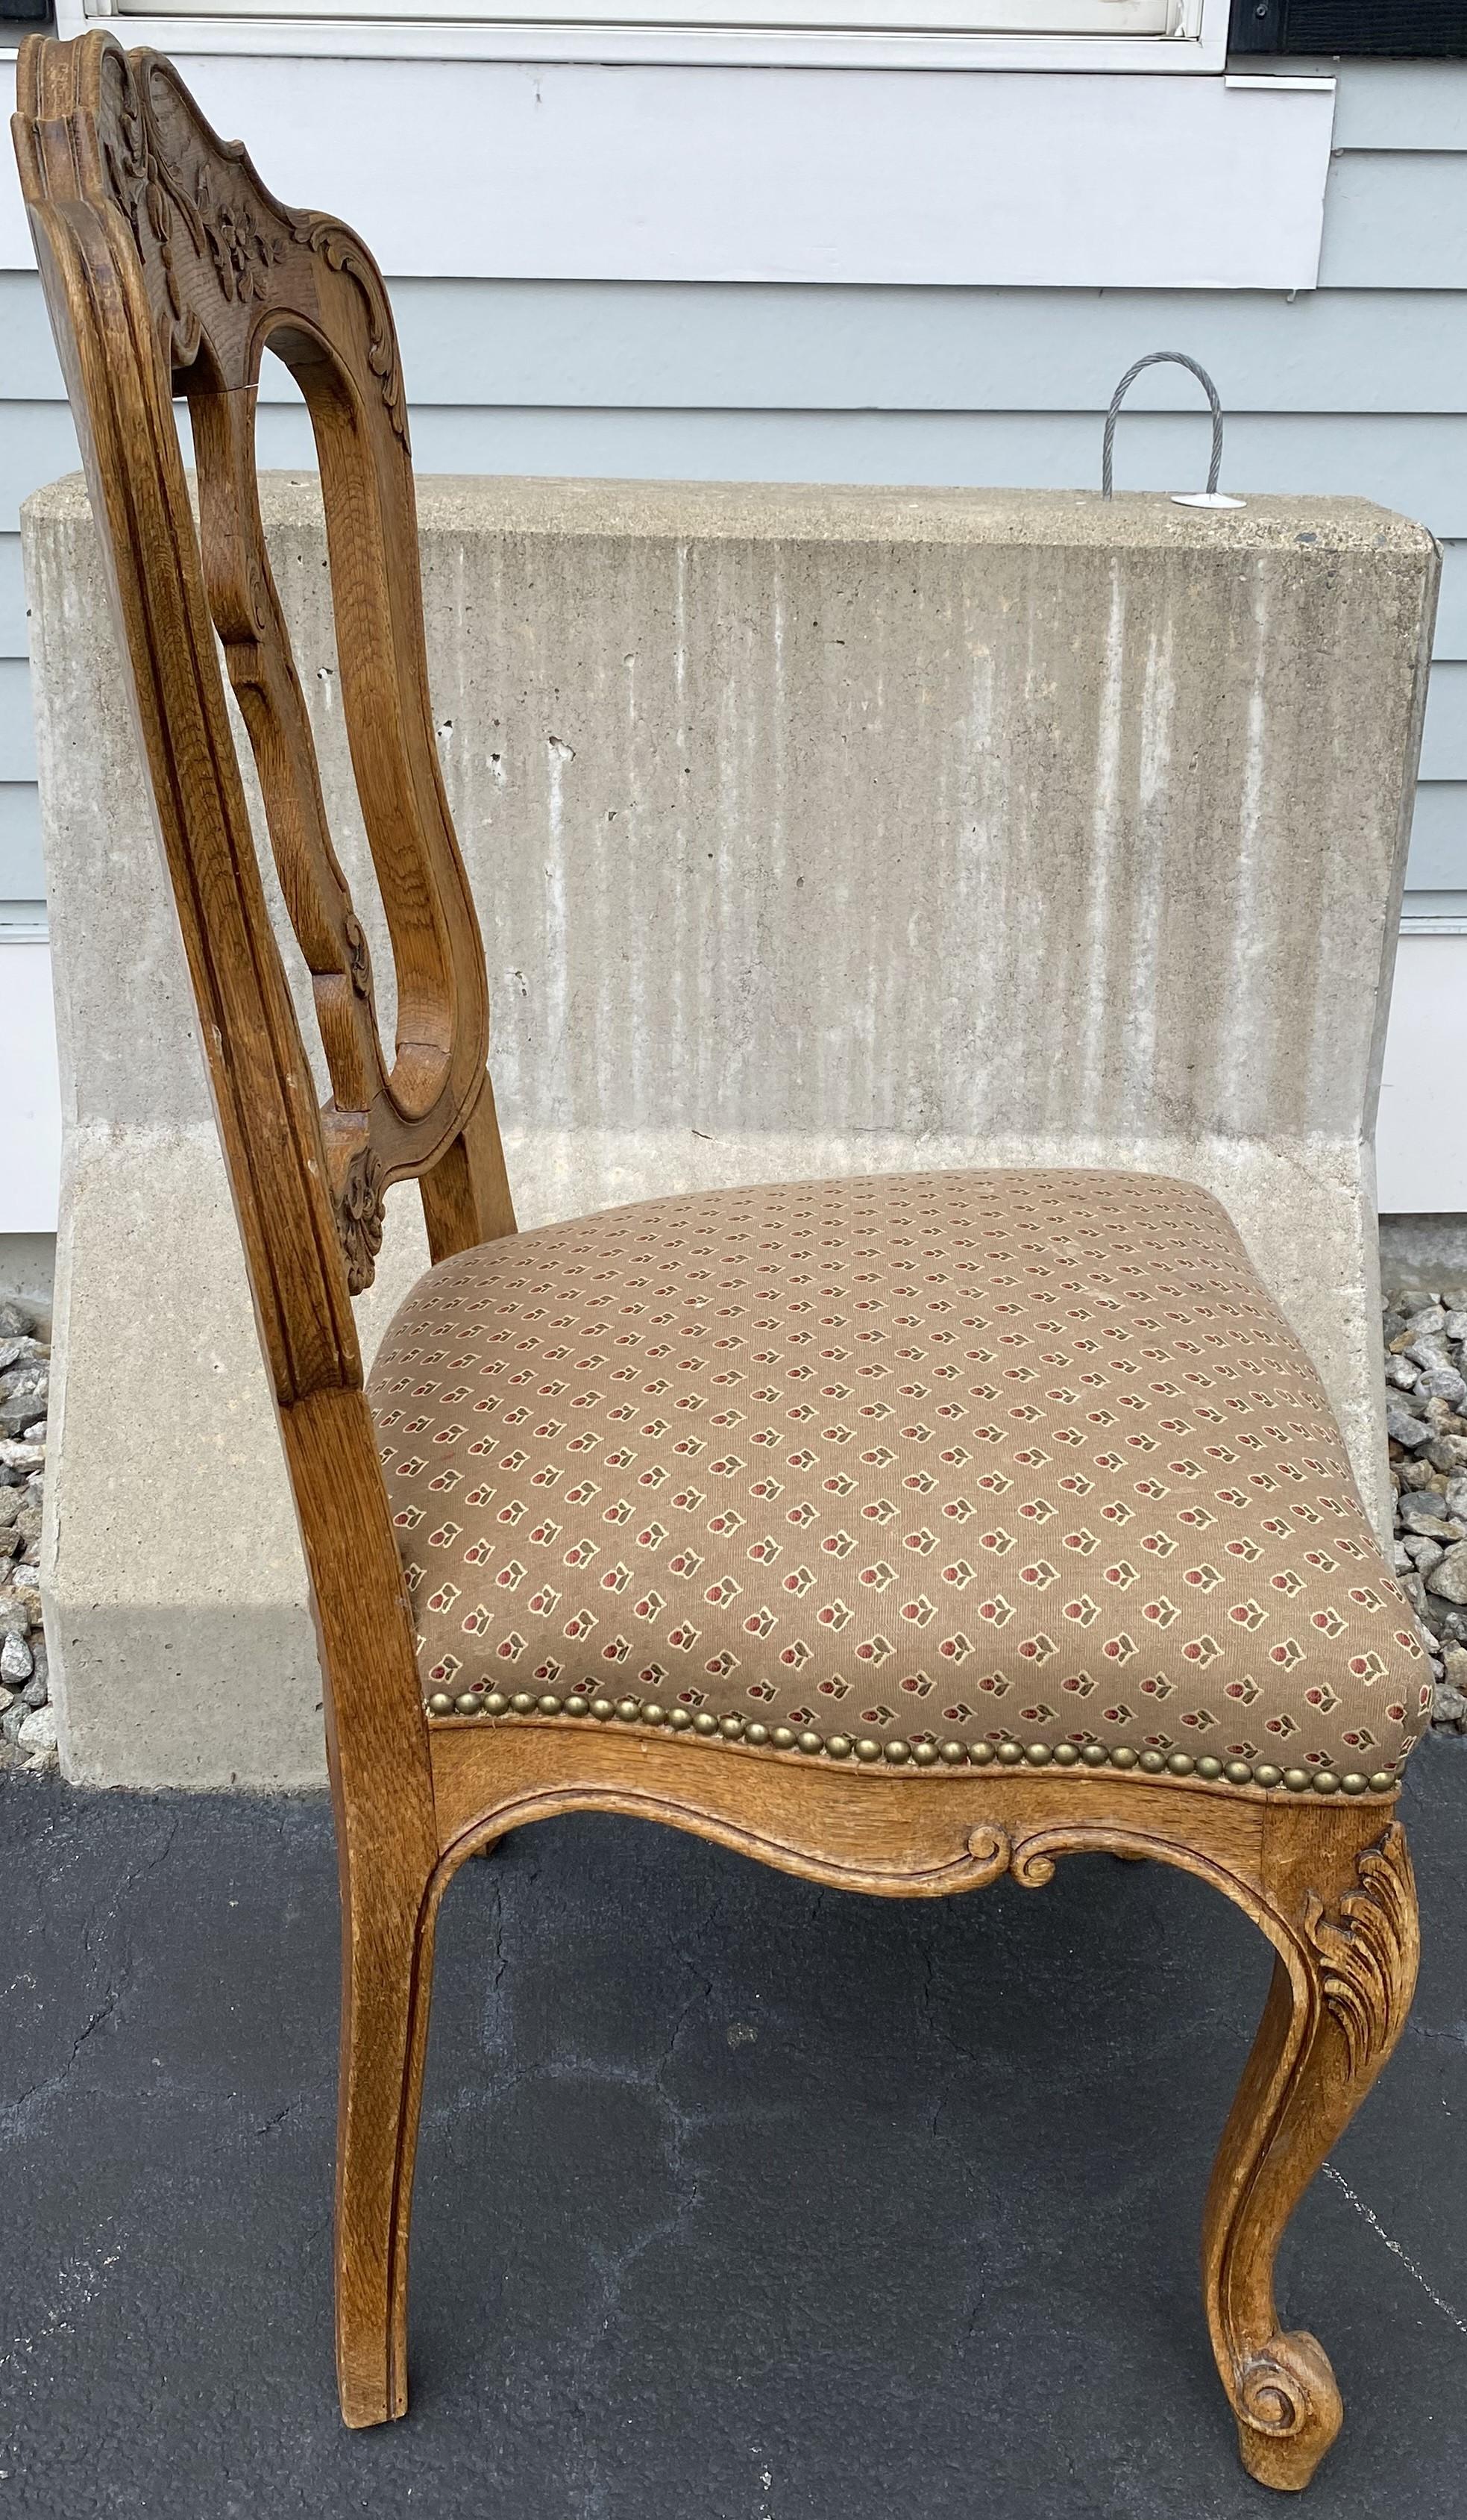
[1201, 1814, 1419, 2492]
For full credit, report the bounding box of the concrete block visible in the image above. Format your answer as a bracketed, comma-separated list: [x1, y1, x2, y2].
[22, 474, 1436, 1785]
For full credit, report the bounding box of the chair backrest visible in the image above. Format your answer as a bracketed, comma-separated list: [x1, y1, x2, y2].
[13, 31, 514, 1423]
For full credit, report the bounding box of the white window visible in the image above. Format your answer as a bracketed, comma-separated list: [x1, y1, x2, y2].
[69, 0, 1223, 73]
[98, 0, 1177, 24]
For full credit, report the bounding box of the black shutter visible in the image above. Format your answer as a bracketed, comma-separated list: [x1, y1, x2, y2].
[1232, 0, 1467, 51]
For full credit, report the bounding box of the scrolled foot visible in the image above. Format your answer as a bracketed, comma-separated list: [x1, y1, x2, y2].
[1234, 2330, 1342, 2492]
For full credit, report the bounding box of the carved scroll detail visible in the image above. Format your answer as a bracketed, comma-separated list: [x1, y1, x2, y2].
[965, 1822, 1012, 1887]
[1234, 2331, 1341, 2480]
[337, 1146, 386, 1296]
[1302, 1820, 1414, 2078]
[290, 218, 411, 448]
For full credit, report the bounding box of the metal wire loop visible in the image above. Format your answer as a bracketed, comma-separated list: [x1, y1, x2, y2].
[1102, 353, 1225, 500]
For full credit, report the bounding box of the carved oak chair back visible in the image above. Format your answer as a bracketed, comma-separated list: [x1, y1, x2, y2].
[14, 28, 512, 1948]
[16, 34, 512, 1352]
[14, 33, 1427, 2495]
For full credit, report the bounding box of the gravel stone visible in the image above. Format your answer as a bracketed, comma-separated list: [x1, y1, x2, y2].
[1432, 1681, 1467, 1730]
[1379, 1270, 1467, 1670]
[1426, 1542, 1467, 1603]
[1398, 1492, 1460, 1538]
[1387, 1404, 1433, 1449]
[0, 1363, 46, 1402]
[0, 1629, 34, 1683]
[16, 1703, 57, 1755]
[3, 1580, 43, 1634]
[0, 1307, 50, 1755]
[1408, 1336, 1455, 1373]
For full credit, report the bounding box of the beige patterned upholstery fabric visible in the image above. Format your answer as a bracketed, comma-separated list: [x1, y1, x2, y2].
[369, 1170, 1430, 1796]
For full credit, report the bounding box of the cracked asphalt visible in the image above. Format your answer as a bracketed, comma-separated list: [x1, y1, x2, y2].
[1, 1743, 1466, 2520]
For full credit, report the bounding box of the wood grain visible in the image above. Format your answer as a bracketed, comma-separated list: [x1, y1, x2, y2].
[12, 31, 1420, 2484]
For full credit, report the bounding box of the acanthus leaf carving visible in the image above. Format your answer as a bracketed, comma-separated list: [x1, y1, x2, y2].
[336, 1144, 387, 1297]
[192, 162, 286, 307]
[1302, 1820, 1416, 2079]
[101, 48, 283, 356]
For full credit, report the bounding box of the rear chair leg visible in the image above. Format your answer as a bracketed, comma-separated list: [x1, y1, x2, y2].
[1201, 1815, 1419, 2492]
[334, 1858, 439, 2427]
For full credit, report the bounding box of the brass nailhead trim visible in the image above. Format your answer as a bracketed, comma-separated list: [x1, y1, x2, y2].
[421, 1688, 1395, 1798]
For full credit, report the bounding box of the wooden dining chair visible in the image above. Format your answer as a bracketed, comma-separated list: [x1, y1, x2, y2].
[13, 32, 1428, 2490]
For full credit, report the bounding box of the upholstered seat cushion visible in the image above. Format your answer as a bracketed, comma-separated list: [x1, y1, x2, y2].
[368, 1169, 1429, 1797]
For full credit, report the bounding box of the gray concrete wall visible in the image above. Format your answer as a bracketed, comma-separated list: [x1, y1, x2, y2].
[22, 474, 1436, 1785]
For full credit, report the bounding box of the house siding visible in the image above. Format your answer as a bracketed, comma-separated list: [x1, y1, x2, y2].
[1, 54, 1464, 932]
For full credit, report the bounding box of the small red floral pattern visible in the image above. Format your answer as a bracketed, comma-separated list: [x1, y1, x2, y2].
[368, 1170, 1430, 1778]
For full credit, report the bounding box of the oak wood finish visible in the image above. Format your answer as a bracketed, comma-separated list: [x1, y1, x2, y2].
[13, 34, 1419, 2489]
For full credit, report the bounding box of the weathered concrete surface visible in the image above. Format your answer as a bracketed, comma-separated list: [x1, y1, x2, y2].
[22, 474, 1436, 1785]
